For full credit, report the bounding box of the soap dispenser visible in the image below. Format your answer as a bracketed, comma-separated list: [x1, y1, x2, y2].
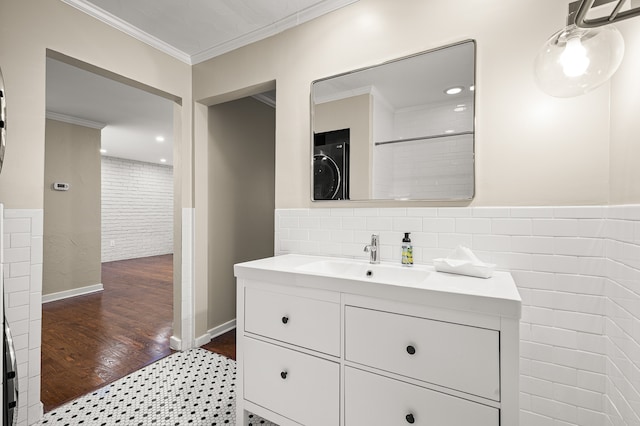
[401, 232, 413, 266]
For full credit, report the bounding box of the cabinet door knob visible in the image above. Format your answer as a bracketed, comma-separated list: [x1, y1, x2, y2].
[405, 413, 415, 424]
[406, 345, 416, 355]
[280, 371, 288, 379]
[281, 316, 289, 324]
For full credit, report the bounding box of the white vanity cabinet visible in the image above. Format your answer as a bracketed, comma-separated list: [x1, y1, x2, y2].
[344, 367, 498, 425]
[344, 305, 500, 401]
[244, 286, 340, 356]
[235, 254, 521, 426]
[244, 337, 340, 426]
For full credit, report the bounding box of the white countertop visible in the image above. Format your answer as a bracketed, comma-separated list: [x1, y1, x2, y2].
[235, 254, 521, 319]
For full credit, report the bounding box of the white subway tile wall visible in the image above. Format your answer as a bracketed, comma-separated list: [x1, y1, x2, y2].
[373, 134, 474, 200]
[275, 205, 640, 426]
[3, 209, 44, 426]
[605, 207, 640, 426]
[101, 156, 173, 262]
[372, 96, 474, 200]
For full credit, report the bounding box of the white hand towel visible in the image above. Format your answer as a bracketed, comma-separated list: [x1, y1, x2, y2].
[433, 245, 495, 278]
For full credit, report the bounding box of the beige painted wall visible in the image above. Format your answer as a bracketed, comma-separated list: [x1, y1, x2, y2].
[2, 0, 638, 377]
[43, 119, 101, 295]
[0, 0, 192, 210]
[193, 0, 619, 208]
[314, 94, 372, 199]
[207, 97, 275, 329]
[0, 0, 193, 343]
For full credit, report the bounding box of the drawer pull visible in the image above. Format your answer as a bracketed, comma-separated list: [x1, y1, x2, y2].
[281, 316, 289, 324]
[405, 413, 415, 424]
[406, 345, 416, 355]
[280, 371, 288, 379]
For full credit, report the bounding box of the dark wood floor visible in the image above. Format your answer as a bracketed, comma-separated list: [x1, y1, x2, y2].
[41, 254, 237, 413]
[201, 328, 236, 360]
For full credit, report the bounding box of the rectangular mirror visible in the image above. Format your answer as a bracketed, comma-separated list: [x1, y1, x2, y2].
[311, 40, 476, 201]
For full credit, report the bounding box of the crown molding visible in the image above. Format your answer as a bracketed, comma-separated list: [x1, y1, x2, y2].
[61, 0, 358, 65]
[60, 0, 192, 64]
[252, 93, 276, 109]
[46, 111, 106, 129]
[297, 0, 360, 27]
[190, 0, 359, 64]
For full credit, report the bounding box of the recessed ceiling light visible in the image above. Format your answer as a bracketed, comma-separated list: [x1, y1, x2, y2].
[444, 130, 455, 134]
[445, 86, 464, 95]
[453, 104, 466, 112]
[470, 85, 475, 91]
[160, 158, 167, 163]
[99, 149, 107, 154]
[156, 136, 165, 142]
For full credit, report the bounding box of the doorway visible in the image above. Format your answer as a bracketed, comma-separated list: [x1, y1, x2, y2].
[202, 90, 276, 339]
[42, 54, 179, 411]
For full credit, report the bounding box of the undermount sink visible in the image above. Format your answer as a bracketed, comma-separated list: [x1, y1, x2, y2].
[296, 259, 430, 286]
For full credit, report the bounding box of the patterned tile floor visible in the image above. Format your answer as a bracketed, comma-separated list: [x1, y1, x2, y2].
[37, 348, 277, 426]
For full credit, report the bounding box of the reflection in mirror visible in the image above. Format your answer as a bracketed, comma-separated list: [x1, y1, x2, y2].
[311, 40, 476, 201]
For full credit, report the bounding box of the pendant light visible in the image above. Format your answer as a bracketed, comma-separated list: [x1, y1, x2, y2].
[534, 0, 639, 98]
[534, 24, 624, 97]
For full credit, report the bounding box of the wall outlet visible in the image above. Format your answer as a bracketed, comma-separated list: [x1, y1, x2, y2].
[109, 240, 115, 247]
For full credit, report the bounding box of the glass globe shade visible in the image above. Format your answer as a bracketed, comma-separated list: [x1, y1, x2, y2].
[534, 24, 625, 97]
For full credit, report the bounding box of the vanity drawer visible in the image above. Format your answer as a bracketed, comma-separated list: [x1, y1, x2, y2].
[245, 286, 340, 356]
[345, 306, 500, 400]
[243, 337, 340, 426]
[345, 367, 498, 426]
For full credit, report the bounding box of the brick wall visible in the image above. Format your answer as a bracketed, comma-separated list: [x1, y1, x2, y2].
[275, 205, 640, 426]
[101, 156, 173, 262]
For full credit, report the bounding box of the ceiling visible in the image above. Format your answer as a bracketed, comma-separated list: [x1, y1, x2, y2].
[47, 57, 175, 165]
[46, 0, 357, 166]
[313, 42, 475, 109]
[61, 0, 359, 65]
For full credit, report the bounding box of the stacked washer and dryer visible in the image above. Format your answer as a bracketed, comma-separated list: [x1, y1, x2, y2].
[313, 128, 350, 200]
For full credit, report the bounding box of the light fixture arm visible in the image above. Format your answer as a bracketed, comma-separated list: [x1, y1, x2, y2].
[573, 0, 640, 28]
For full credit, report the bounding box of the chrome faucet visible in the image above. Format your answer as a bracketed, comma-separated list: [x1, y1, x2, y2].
[364, 234, 380, 264]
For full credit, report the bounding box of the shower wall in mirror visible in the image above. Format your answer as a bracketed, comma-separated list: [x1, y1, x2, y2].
[311, 40, 476, 201]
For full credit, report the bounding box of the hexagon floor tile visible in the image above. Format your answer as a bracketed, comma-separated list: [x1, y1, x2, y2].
[37, 348, 277, 426]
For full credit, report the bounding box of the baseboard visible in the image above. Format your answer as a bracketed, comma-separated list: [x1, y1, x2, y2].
[42, 283, 104, 303]
[195, 319, 236, 348]
[208, 319, 236, 339]
[171, 333, 211, 351]
[170, 319, 236, 351]
[194, 333, 211, 347]
[169, 335, 183, 351]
